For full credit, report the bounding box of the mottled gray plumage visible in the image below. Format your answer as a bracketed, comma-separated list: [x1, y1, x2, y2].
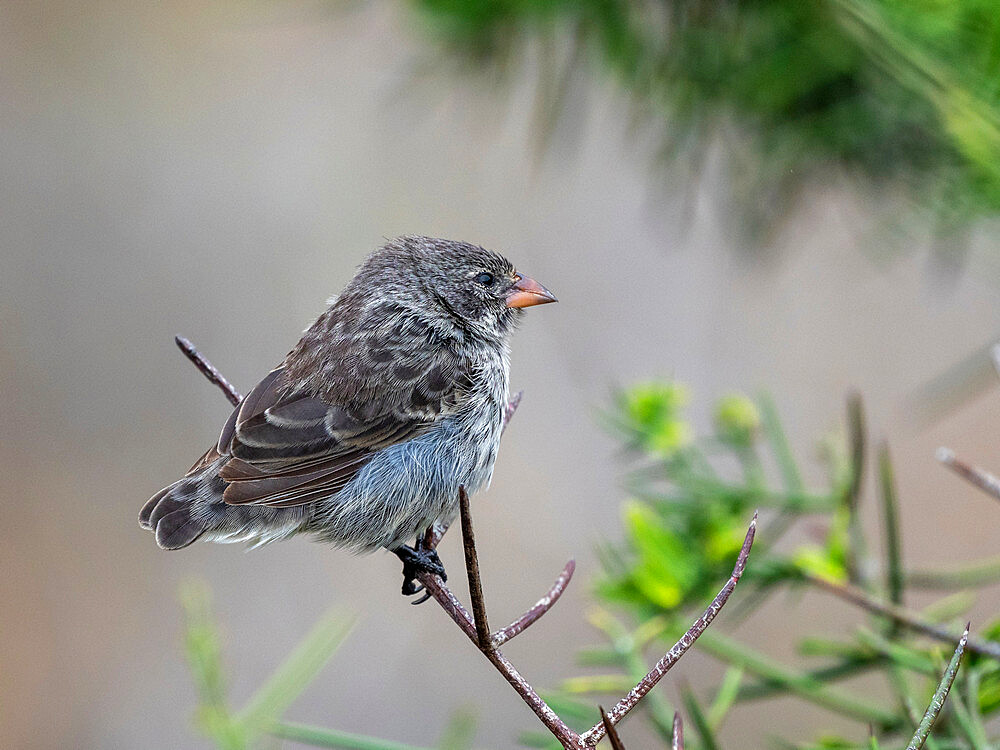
[139, 236, 555, 557]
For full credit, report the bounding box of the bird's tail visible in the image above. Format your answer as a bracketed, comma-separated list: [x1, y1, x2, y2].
[139, 459, 227, 549]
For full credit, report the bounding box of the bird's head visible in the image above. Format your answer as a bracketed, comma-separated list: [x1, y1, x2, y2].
[355, 236, 556, 346]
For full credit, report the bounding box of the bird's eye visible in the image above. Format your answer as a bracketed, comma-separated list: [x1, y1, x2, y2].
[476, 272, 495, 286]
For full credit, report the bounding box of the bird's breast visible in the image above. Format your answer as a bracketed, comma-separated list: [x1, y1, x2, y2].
[440, 357, 508, 487]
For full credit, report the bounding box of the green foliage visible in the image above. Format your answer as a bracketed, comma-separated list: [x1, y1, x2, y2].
[556, 383, 1000, 748]
[408, 0, 1000, 232]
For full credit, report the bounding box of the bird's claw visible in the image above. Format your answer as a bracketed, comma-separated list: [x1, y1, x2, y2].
[394, 543, 446, 602]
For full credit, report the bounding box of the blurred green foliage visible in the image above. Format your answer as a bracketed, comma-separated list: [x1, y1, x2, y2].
[528, 382, 1000, 748]
[179, 582, 478, 750]
[408, 0, 1000, 232]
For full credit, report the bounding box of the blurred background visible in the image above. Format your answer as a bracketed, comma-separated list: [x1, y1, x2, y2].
[4, 1, 1000, 748]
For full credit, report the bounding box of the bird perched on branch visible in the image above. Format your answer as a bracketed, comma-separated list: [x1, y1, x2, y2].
[139, 236, 556, 596]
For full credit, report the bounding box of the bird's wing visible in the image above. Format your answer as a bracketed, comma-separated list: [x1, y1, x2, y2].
[214, 347, 470, 508]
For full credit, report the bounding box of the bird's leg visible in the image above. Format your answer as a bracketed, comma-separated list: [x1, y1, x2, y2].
[394, 536, 447, 602]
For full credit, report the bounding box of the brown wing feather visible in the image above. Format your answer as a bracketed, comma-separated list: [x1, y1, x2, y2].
[213, 308, 470, 508]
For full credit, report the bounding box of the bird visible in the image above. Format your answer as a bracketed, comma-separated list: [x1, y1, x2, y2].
[139, 236, 556, 596]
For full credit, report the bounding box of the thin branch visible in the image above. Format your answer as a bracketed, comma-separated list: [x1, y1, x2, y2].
[937, 447, 1000, 503]
[908, 556, 1000, 589]
[413, 562, 581, 747]
[581, 512, 757, 747]
[175, 335, 243, 406]
[906, 624, 969, 750]
[804, 575, 1000, 660]
[492, 559, 575, 648]
[600, 706, 627, 750]
[459, 487, 491, 650]
[672, 712, 684, 750]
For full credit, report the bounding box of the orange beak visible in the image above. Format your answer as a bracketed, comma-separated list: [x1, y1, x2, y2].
[506, 274, 558, 309]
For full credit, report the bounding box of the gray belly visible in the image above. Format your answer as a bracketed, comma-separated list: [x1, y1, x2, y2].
[306, 402, 503, 551]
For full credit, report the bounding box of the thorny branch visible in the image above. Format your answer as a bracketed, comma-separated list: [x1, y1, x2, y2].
[175, 336, 758, 749]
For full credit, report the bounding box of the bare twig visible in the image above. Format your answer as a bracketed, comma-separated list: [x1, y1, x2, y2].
[600, 706, 627, 750]
[492, 559, 575, 648]
[804, 575, 1000, 661]
[413, 560, 581, 747]
[937, 447, 1000, 503]
[175, 335, 243, 406]
[906, 624, 969, 750]
[581, 512, 757, 746]
[672, 712, 684, 750]
[459, 487, 491, 650]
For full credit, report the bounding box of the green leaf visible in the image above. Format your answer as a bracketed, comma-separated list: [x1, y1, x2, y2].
[707, 667, 744, 730]
[758, 392, 804, 495]
[622, 500, 701, 609]
[272, 722, 435, 750]
[178, 580, 247, 750]
[437, 708, 477, 750]
[238, 610, 355, 740]
[877, 443, 904, 610]
[681, 686, 721, 750]
[698, 630, 900, 728]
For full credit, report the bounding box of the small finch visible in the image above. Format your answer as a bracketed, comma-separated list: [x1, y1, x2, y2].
[139, 236, 556, 595]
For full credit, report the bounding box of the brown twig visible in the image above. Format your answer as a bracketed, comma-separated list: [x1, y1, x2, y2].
[492, 559, 575, 648]
[175, 335, 243, 406]
[580, 512, 757, 746]
[672, 712, 684, 750]
[804, 574, 1000, 661]
[174, 337, 755, 750]
[459, 487, 491, 650]
[937, 447, 1000, 503]
[600, 706, 627, 750]
[413, 559, 581, 746]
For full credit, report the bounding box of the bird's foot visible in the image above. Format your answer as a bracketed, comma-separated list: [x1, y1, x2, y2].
[394, 542, 446, 603]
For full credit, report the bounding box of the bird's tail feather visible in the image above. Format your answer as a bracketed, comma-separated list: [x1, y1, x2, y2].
[139, 465, 225, 550]
[141, 458, 308, 549]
